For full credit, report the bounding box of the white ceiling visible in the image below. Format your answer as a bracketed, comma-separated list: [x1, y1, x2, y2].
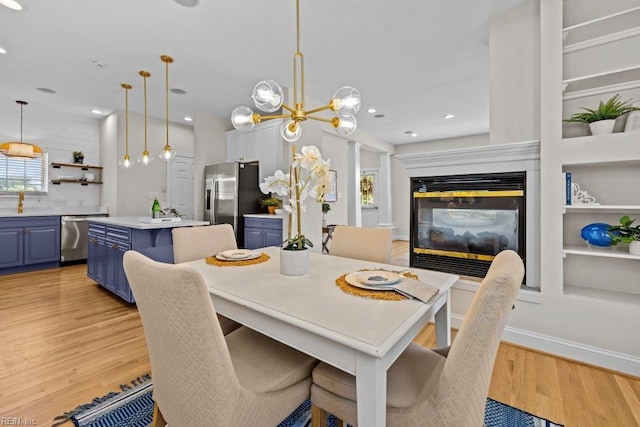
[0, 0, 528, 145]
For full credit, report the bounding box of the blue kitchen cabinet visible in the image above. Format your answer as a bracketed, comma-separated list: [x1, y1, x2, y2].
[244, 217, 283, 249]
[87, 223, 106, 282]
[0, 216, 60, 275]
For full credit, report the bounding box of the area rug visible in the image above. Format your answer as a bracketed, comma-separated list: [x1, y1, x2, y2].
[55, 376, 563, 427]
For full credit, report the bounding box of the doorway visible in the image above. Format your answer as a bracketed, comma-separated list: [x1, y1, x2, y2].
[360, 169, 379, 228]
[167, 154, 195, 219]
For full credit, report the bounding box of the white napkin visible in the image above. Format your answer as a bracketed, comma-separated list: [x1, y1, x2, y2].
[395, 279, 439, 303]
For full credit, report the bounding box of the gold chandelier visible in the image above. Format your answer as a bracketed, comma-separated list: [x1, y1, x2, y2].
[0, 101, 44, 159]
[231, 0, 361, 142]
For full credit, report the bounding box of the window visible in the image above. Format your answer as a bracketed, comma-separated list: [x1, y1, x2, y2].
[360, 173, 375, 206]
[0, 153, 48, 194]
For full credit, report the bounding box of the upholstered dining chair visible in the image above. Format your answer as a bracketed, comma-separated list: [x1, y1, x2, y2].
[172, 224, 242, 335]
[329, 225, 392, 263]
[310, 250, 525, 427]
[123, 250, 318, 427]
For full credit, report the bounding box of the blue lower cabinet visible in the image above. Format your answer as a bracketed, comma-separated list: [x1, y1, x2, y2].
[0, 216, 60, 275]
[244, 217, 283, 249]
[87, 222, 174, 303]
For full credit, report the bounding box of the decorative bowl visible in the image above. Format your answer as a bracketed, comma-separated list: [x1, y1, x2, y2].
[580, 223, 617, 247]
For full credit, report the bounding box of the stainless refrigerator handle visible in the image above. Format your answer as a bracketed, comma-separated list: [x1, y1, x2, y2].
[212, 180, 218, 223]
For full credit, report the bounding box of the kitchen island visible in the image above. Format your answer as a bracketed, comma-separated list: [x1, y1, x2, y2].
[87, 216, 208, 302]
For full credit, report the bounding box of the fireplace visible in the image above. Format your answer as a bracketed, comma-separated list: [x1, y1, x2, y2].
[410, 171, 526, 279]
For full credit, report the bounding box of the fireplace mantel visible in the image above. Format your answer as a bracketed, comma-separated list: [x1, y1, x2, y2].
[396, 140, 540, 177]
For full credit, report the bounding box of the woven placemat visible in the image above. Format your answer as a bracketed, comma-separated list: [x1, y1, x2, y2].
[335, 270, 420, 301]
[205, 253, 270, 267]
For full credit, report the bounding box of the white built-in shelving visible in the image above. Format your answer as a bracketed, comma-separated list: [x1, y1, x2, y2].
[563, 245, 640, 260]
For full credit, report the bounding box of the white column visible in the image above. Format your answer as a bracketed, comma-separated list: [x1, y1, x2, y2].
[347, 141, 361, 226]
[377, 152, 395, 229]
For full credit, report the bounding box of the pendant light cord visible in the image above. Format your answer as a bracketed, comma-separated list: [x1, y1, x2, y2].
[20, 102, 23, 143]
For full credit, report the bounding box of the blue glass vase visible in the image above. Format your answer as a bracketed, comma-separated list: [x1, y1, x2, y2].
[580, 223, 617, 247]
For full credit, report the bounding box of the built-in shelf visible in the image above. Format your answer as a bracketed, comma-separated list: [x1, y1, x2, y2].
[563, 205, 640, 213]
[50, 162, 103, 170]
[563, 244, 640, 260]
[564, 284, 640, 306]
[561, 131, 640, 165]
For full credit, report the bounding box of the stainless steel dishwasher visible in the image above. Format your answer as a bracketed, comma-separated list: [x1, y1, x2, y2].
[61, 214, 108, 263]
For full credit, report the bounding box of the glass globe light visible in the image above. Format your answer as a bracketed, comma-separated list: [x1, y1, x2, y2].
[159, 145, 176, 161]
[332, 86, 361, 117]
[119, 155, 134, 169]
[281, 120, 302, 142]
[252, 80, 284, 113]
[231, 106, 256, 132]
[138, 150, 154, 166]
[335, 115, 357, 136]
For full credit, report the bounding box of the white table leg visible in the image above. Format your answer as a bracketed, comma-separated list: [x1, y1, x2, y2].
[355, 353, 386, 427]
[435, 289, 451, 347]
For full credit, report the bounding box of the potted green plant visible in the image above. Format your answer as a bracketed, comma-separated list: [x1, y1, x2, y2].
[564, 94, 639, 136]
[73, 151, 84, 164]
[322, 202, 331, 227]
[608, 215, 640, 255]
[259, 196, 281, 214]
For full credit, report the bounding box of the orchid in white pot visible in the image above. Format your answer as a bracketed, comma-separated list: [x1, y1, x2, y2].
[260, 145, 331, 253]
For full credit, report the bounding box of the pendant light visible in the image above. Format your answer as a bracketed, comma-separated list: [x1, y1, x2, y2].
[0, 101, 44, 159]
[118, 83, 134, 169]
[159, 55, 176, 161]
[231, 0, 361, 142]
[137, 70, 153, 165]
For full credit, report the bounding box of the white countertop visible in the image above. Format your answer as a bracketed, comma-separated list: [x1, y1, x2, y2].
[0, 207, 109, 218]
[244, 214, 283, 219]
[89, 216, 209, 230]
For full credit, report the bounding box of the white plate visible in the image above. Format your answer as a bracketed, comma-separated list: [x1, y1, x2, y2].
[216, 250, 261, 261]
[344, 272, 401, 291]
[355, 270, 401, 286]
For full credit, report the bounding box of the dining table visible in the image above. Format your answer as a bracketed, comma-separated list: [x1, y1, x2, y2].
[186, 246, 459, 427]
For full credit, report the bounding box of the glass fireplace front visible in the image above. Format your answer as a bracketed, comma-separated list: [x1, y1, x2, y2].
[410, 171, 525, 279]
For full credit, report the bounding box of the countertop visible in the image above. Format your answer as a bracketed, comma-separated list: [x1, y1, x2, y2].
[244, 214, 283, 219]
[89, 216, 209, 230]
[0, 207, 109, 218]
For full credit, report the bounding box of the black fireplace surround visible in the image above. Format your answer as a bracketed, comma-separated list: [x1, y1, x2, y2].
[410, 171, 526, 279]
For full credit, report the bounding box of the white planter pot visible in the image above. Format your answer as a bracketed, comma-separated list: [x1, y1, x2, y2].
[629, 241, 640, 256]
[280, 248, 309, 276]
[589, 120, 615, 135]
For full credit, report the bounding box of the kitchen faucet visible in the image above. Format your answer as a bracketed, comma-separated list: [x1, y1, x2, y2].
[17, 190, 24, 214]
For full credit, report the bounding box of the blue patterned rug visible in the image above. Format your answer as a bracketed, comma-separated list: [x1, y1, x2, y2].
[55, 376, 563, 427]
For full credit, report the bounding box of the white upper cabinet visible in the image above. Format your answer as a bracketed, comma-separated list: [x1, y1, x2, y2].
[226, 120, 283, 184]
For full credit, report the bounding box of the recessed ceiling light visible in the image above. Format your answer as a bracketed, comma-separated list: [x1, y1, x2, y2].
[444, 114, 455, 119]
[37, 87, 56, 94]
[184, 116, 193, 122]
[0, 0, 23, 11]
[374, 114, 385, 119]
[367, 107, 376, 114]
[404, 131, 413, 134]
[170, 88, 187, 95]
[0, 47, 7, 54]
[411, 133, 418, 137]
[91, 109, 102, 114]
[174, 0, 199, 7]
[93, 60, 108, 68]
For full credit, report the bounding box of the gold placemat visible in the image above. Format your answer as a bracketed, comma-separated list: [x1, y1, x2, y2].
[205, 253, 270, 267]
[335, 270, 419, 301]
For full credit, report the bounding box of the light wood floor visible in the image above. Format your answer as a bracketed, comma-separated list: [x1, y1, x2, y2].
[1, 243, 639, 427]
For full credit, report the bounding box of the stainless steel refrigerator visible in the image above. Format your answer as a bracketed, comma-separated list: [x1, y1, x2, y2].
[204, 162, 262, 247]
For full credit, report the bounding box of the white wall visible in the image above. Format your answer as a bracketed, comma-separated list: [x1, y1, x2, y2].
[489, 0, 540, 144]
[321, 133, 349, 227]
[0, 103, 101, 211]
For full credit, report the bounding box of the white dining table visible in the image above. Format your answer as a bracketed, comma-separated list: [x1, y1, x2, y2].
[186, 246, 459, 427]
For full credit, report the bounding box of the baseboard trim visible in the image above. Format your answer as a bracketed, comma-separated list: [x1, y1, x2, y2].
[451, 314, 640, 377]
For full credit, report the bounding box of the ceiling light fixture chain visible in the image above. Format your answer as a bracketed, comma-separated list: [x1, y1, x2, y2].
[231, 0, 361, 142]
[159, 55, 176, 161]
[119, 83, 134, 169]
[138, 71, 153, 166]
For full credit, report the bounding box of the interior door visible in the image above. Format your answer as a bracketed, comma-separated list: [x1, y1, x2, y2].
[361, 169, 379, 228]
[168, 155, 195, 220]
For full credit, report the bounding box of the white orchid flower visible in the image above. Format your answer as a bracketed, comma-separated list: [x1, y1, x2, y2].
[260, 170, 290, 197]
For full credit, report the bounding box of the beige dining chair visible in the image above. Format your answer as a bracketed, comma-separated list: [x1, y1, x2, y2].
[310, 249, 525, 427]
[123, 250, 318, 427]
[329, 225, 392, 263]
[172, 224, 242, 335]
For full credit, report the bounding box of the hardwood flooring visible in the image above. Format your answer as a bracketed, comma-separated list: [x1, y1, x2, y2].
[1, 244, 639, 426]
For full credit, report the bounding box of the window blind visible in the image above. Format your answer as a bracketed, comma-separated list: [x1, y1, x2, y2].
[0, 153, 48, 193]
